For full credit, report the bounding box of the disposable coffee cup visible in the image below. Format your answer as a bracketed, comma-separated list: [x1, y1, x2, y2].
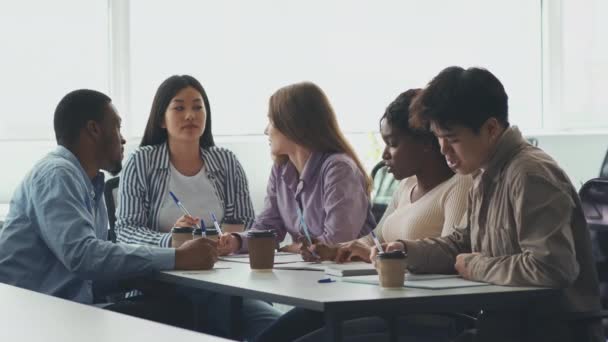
[204, 228, 219, 241]
[222, 218, 245, 233]
[376, 250, 407, 288]
[247, 230, 276, 271]
[171, 227, 194, 248]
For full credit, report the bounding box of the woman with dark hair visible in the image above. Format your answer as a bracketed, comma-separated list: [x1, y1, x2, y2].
[219, 81, 376, 256]
[252, 89, 473, 342]
[321, 88, 473, 263]
[116, 75, 253, 246]
[115, 75, 280, 339]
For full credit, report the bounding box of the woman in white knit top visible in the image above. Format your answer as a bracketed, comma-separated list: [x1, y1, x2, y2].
[308, 88, 473, 262]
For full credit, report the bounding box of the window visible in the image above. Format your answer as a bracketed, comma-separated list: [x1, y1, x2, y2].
[0, 1, 109, 141]
[128, 0, 542, 137]
[558, 0, 608, 129]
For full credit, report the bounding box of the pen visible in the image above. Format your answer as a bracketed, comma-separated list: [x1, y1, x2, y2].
[169, 191, 202, 230]
[210, 212, 224, 234]
[318, 278, 335, 283]
[296, 207, 319, 258]
[370, 231, 384, 253]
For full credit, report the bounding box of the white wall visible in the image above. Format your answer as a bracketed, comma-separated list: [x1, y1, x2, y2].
[1, 132, 607, 215]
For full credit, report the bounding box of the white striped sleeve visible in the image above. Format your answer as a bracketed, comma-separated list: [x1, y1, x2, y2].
[229, 152, 256, 228]
[115, 150, 172, 247]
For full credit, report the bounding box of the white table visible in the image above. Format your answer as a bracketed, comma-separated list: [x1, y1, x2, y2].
[0, 283, 228, 342]
[147, 260, 557, 341]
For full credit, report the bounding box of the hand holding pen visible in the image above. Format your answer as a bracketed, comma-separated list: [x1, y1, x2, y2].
[210, 213, 224, 234]
[169, 191, 202, 230]
[173, 215, 202, 229]
[370, 231, 384, 253]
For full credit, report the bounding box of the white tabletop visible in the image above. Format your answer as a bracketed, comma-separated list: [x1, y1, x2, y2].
[157, 260, 555, 312]
[0, 283, 228, 342]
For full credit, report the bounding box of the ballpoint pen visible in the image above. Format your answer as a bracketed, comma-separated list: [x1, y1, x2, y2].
[370, 230, 384, 253]
[169, 191, 202, 230]
[297, 206, 319, 259]
[210, 212, 224, 234]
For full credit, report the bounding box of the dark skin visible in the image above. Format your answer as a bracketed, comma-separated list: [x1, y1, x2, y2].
[308, 119, 455, 263]
[66, 103, 218, 270]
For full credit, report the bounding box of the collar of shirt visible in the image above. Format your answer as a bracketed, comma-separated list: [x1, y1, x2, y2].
[54, 146, 106, 202]
[153, 143, 223, 178]
[281, 151, 327, 203]
[481, 126, 528, 184]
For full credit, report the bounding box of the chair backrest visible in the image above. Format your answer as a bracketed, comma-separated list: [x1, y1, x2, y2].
[104, 177, 120, 243]
[370, 161, 399, 223]
[579, 178, 608, 285]
[600, 148, 608, 178]
[579, 178, 608, 230]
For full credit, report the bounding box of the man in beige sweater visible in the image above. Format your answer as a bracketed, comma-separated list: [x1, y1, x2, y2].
[373, 66, 602, 341]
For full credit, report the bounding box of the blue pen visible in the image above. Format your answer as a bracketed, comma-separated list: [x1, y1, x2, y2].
[370, 231, 384, 253]
[169, 191, 202, 230]
[296, 207, 319, 258]
[210, 212, 224, 234]
[318, 278, 335, 283]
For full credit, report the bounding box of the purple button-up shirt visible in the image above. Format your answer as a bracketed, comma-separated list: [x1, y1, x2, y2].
[239, 152, 376, 252]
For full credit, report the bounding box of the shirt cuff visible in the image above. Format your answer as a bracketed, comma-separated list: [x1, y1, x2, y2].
[466, 254, 485, 281]
[150, 246, 176, 270]
[403, 240, 426, 273]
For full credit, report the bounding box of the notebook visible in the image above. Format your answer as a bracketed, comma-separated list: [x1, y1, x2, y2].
[219, 252, 304, 264]
[324, 262, 378, 277]
[274, 261, 326, 271]
[342, 274, 490, 289]
[276, 261, 377, 274]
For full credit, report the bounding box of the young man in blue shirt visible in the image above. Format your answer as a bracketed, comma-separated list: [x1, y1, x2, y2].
[0, 89, 217, 327]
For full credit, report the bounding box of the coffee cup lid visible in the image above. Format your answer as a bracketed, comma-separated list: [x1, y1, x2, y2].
[378, 250, 406, 259]
[205, 228, 219, 236]
[171, 226, 194, 233]
[246, 230, 276, 238]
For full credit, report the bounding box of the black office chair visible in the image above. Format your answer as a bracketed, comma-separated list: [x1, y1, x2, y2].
[371, 161, 399, 223]
[580, 178, 608, 284]
[599, 148, 608, 178]
[104, 176, 120, 243]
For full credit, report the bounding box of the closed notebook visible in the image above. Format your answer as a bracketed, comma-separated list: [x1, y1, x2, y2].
[324, 262, 378, 277]
[219, 252, 303, 264]
[274, 261, 326, 271]
[343, 274, 490, 289]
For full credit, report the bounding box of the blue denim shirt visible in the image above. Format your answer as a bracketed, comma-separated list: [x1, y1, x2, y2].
[0, 146, 174, 304]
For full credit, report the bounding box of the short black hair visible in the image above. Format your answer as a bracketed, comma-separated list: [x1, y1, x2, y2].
[53, 89, 112, 146]
[412, 66, 509, 133]
[140, 75, 215, 148]
[381, 88, 439, 149]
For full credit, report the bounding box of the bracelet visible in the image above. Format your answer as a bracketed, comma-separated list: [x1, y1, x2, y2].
[395, 239, 408, 256]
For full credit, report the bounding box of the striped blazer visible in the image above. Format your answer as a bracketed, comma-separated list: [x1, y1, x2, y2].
[115, 143, 255, 247]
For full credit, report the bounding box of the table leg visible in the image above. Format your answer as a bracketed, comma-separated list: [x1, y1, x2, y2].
[385, 314, 398, 342]
[324, 310, 343, 342]
[229, 295, 243, 340]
